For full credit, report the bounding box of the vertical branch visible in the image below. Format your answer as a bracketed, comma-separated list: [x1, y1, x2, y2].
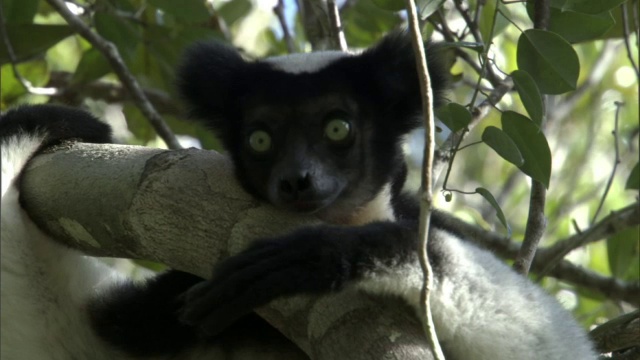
[513, 0, 550, 275]
[45, 0, 182, 150]
[621, 2, 640, 81]
[404, 1, 444, 359]
[591, 102, 624, 224]
[327, 0, 347, 51]
[297, 0, 333, 50]
[274, 0, 297, 53]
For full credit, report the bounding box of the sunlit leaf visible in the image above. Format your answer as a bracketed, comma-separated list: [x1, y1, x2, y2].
[218, 0, 252, 26]
[418, 0, 446, 19]
[0, 25, 73, 65]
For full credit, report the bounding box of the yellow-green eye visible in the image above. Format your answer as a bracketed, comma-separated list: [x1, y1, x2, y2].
[324, 119, 351, 142]
[248, 130, 272, 153]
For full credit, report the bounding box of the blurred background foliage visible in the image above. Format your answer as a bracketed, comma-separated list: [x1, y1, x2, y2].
[0, 0, 638, 335]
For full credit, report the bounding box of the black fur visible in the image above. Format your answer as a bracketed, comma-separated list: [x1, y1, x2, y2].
[89, 271, 202, 356]
[0, 104, 112, 147]
[97, 32, 451, 353]
[175, 33, 451, 335]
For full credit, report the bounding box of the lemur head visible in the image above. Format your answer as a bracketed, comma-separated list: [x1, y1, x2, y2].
[178, 32, 448, 222]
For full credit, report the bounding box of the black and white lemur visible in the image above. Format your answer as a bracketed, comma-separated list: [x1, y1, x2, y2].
[0, 33, 596, 359]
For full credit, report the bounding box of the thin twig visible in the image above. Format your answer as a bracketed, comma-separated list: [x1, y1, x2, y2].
[621, 2, 640, 81]
[591, 102, 624, 224]
[274, 0, 297, 53]
[0, 5, 59, 96]
[45, 0, 182, 149]
[405, 1, 444, 359]
[46, 71, 181, 116]
[537, 202, 639, 279]
[513, 0, 550, 276]
[326, 0, 347, 51]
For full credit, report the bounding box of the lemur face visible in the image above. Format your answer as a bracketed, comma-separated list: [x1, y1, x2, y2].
[238, 93, 363, 214]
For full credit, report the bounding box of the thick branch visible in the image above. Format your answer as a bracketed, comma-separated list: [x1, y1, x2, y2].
[297, 0, 333, 50]
[20, 143, 435, 360]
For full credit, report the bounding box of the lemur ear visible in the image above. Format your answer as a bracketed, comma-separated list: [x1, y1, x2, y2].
[344, 32, 449, 132]
[177, 41, 250, 141]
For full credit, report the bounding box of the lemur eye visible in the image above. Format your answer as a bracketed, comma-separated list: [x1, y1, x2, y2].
[248, 130, 272, 153]
[324, 119, 352, 143]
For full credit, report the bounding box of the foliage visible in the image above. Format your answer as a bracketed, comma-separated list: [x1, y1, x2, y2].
[1, 0, 638, 341]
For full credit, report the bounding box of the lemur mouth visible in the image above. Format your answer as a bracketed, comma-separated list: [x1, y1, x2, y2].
[291, 201, 324, 213]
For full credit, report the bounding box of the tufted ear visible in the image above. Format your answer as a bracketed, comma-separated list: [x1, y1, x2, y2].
[177, 41, 251, 144]
[342, 31, 449, 133]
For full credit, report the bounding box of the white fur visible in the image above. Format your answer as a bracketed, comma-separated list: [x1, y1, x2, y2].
[1, 130, 596, 360]
[356, 228, 597, 360]
[1, 131, 311, 360]
[262, 51, 351, 74]
[1, 134, 129, 359]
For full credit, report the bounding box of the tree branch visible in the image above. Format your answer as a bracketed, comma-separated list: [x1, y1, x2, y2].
[46, 71, 181, 116]
[296, 0, 332, 50]
[513, 0, 550, 275]
[45, 0, 182, 150]
[405, 0, 443, 358]
[20, 143, 435, 360]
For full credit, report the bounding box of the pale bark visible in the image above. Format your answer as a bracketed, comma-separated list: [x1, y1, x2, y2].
[20, 142, 435, 360]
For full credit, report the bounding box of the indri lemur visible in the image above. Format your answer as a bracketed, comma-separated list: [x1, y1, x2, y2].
[0, 33, 596, 360]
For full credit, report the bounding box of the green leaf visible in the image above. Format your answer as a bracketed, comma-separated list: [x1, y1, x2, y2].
[600, 6, 626, 39]
[217, 0, 253, 26]
[511, 70, 544, 126]
[436, 103, 472, 133]
[479, 1, 510, 45]
[563, 0, 627, 15]
[418, 0, 446, 18]
[517, 29, 579, 95]
[476, 187, 510, 234]
[72, 48, 111, 84]
[0, 60, 49, 104]
[501, 111, 552, 188]
[372, 0, 405, 11]
[607, 226, 640, 280]
[482, 126, 525, 167]
[148, 0, 210, 22]
[0, 25, 74, 65]
[94, 12, 139, 61]
[527, 3, 615, 43]
[549, 9, 614, 43]
[1, 0, 39, 24]
[626, 162, 639, 190]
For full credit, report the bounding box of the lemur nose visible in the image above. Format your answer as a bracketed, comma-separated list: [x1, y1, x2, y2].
[279, 173, 312, 196]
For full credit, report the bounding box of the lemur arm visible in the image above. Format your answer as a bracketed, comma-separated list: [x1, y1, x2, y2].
[180, 220, 419, 335]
